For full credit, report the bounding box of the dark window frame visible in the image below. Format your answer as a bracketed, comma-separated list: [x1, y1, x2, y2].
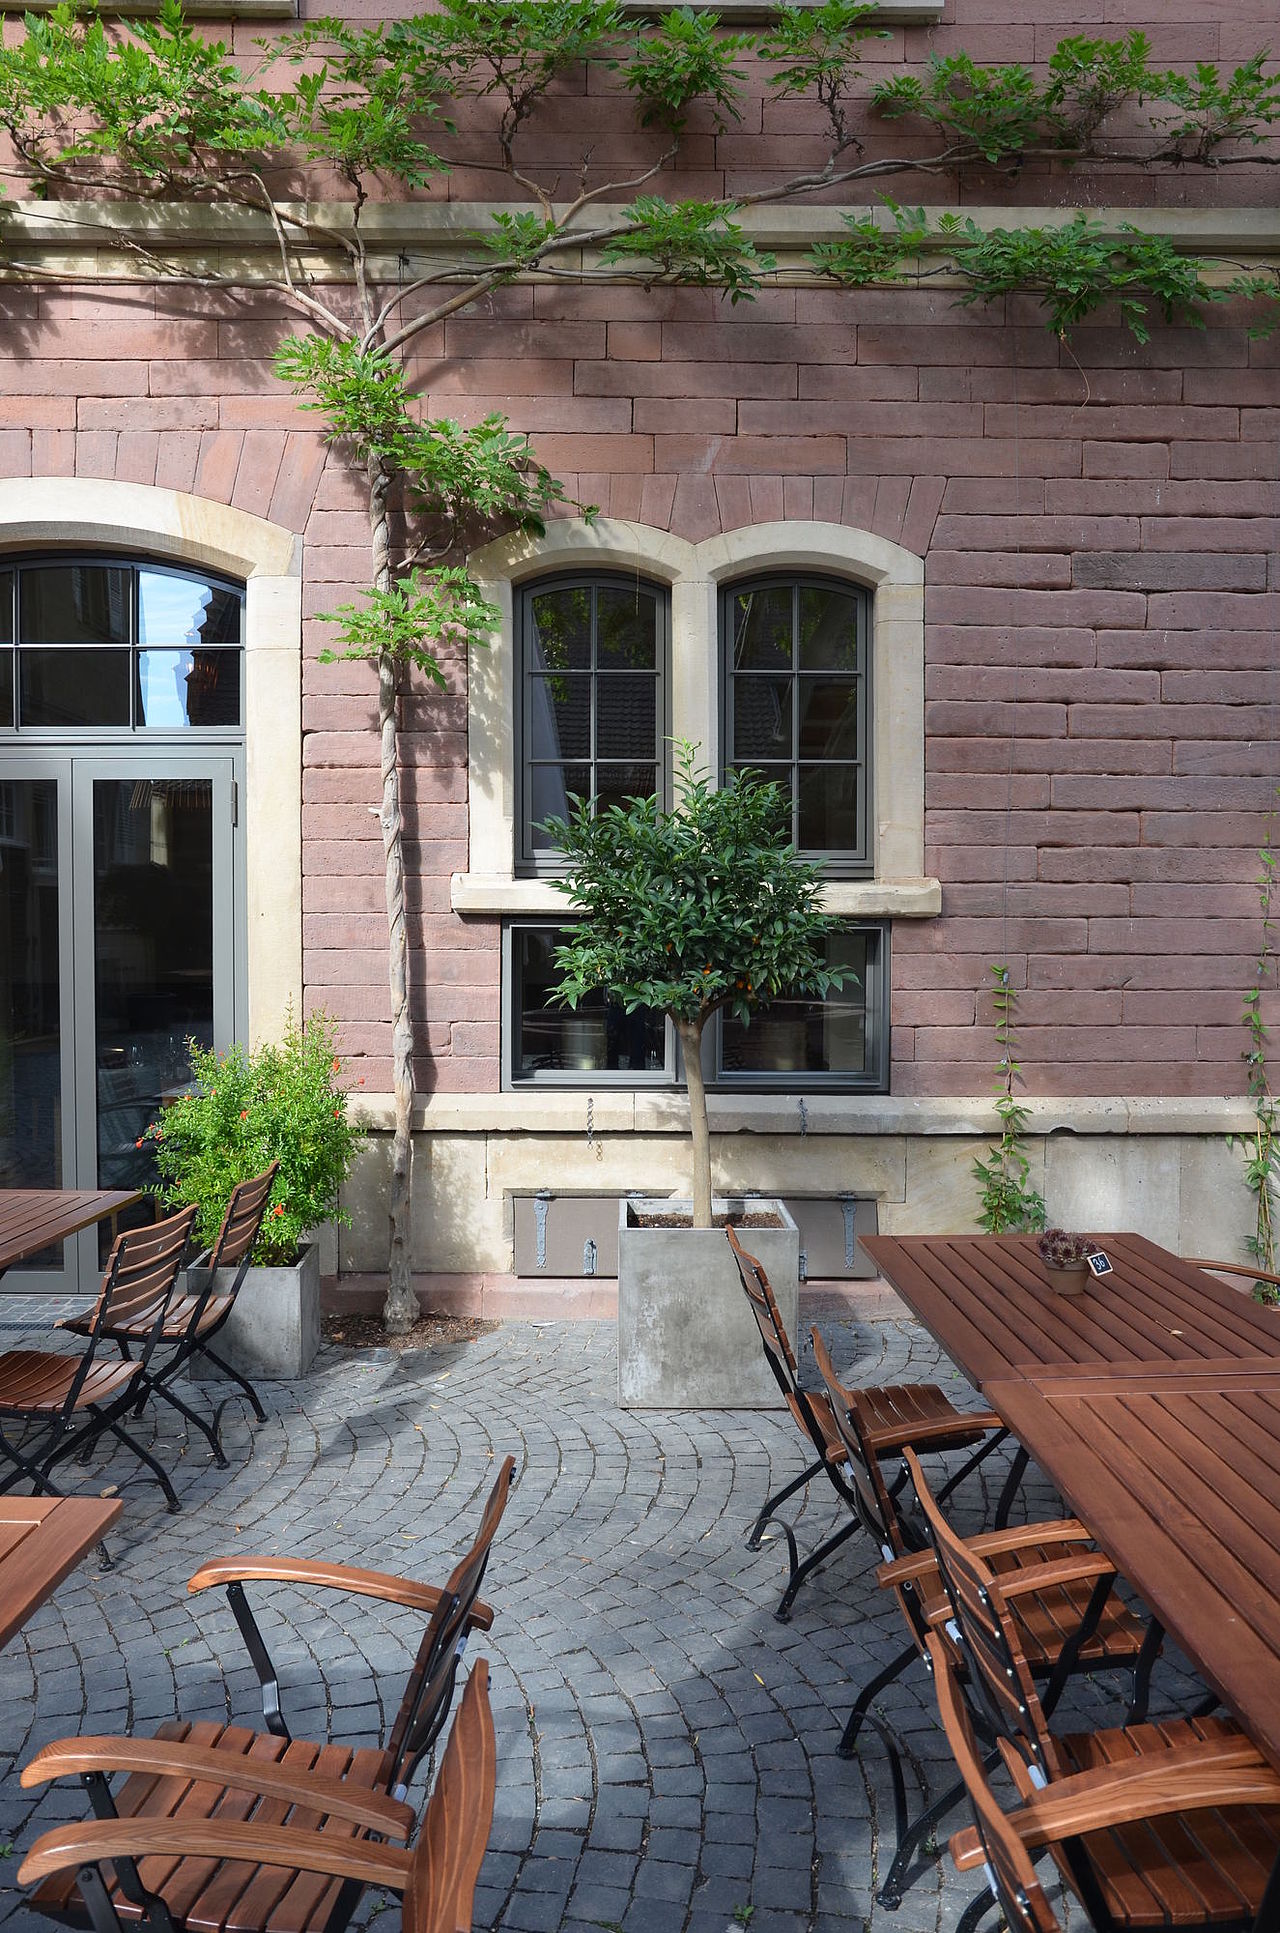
[515, 570, 672, 875]
[503, 919, 890, 1093]
[710, 921, 890, 1094]
[720, 572, 872, 876]
[0, 553, 245, 737]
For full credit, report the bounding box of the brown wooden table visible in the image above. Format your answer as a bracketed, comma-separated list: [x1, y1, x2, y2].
[986, 1368, 1280, 1772]
[859, 1232, 1280, 1387]
[0, 1191, 142, 1281]
[0, 1497, 122, 1650]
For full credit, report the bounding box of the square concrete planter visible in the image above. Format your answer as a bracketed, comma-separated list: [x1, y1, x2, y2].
[191, 1240, 321, 1382]
[617, 1197, 799, 1409]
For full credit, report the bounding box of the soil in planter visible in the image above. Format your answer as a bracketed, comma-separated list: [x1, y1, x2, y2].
[631, 1210, 784, 1230]
[323, 1312, 499, 1354]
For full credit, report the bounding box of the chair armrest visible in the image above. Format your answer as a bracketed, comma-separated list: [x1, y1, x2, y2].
[995, 1552, 1116, 1600]
[186, 1556, 494, 1631]
[1011, 1744, 1280, 1848]
[949, 1825, 985, 1873]
[874, 1520, 1092, 1593]
[876, 1550, 937, 1591]
[20, 1736, 414, 1837]
[1186, 1258, 1280, 1292]
[19, 1818, 414, 1892]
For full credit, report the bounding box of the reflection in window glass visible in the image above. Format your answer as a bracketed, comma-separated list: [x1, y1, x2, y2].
[138, 572, 241, 647]
[511, 927, 666, 1080]
[20, 648, 131, 728]
[0, 779, 62, 1201]
[0, 650, 12, 729]
[720, 927, 883, 1085]
[22, 565, 131, 644]
[521, 576, 665, 866]
[0, 570, 13, 647]
[137, 649, 241, 728]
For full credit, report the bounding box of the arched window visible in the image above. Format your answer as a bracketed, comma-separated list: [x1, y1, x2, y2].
[516, 571, 670, 871]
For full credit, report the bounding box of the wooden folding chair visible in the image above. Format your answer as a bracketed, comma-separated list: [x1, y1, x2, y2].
[811, 1334, 1155, 1908]
[0, 1206, 198, 1513]
[930, 1632, 1280, 1933]
[19, 1654, 497, 1933]
[726, 1226, 1007, 1620]
[909, 1450, 1280, 1933]
[19, 1457, 515, 1933]
[63, 1165, 279, 1468]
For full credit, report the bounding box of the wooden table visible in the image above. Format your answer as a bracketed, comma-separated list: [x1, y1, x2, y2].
[986, 1367, 1280, 1771]
[859, 1232, 1280, 1387]
[0, 1497, 122, 1650]
[0, 1191, 142, 1281]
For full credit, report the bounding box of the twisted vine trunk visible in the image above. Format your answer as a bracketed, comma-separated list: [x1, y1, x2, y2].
[368, 453, 418, 1333]
[677, 1017, 713, 1229]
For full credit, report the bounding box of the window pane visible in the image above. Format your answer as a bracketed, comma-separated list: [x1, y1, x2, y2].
[596, 586, 658, 669]
[21, 565, 130, 644]
[137, 649, 241, 728]
[528, 587, 591, 671]
[732, 586, 792, 670]
[733, 679, 792, 760]
[529, 673, 591, 761]
[594, 763, 657, 815]
[138, 571, 241, 647]
[0, 649, 12, 728]
[596, 674, 656, 758]
[0, 570, 13, 646]
[513, 927, 665, 1078]
[798, 679, 860, 759]
[798, 586, 860, 670]
[0, 779, 62, 1193]
[722, 929, 872, 1077]
[798, 764, 859, 849]
[20, 648, 131, 727]
[529, 763, 591, 847]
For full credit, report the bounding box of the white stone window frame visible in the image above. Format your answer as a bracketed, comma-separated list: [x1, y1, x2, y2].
[0, 477, 303, 1046]
[455, 517, 939, 921]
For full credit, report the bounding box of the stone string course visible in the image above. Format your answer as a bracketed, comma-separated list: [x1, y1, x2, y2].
[0, 1305, 1200, 1933]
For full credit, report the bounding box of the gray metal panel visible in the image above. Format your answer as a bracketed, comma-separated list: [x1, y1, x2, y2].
[514, 1194, 622, 1277]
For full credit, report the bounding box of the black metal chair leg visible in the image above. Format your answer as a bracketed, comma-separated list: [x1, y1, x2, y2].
[957, 1888, 999, 1933]
[935, 1427, 1009, 1505]
[99, 1413, 181, 1513]
[839, 1638, 921, 1758]
[1125, 1615, 1164, 1724]
[747, 1455, 825, 1550]
[148, 1376, 228, 1468]
[993, 1445, 1030, 1529]
[775, 1513, 862, 1622]
[877, 1770, 970, 1909]
[857, 1710, 910, 1865]
[198, 1345, 267, 1423]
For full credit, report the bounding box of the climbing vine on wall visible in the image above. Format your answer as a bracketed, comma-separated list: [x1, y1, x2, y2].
[972, 965, 1048, 1235]
[1231, 805, 1280, 1302]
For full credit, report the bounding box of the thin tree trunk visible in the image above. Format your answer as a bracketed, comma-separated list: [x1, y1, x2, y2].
[368, 455, 417, 1333]
[677, 1016, 713, 1229]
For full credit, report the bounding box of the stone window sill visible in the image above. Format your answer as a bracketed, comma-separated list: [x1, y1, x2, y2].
[451, 873, 941, 919]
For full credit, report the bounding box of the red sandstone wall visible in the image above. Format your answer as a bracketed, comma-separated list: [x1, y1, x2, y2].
[0, 1, 1275, 1100]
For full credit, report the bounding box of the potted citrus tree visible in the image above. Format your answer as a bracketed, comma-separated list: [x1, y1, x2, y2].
[544, 744, 851, 1407]
[142, 1011, 361, 1377]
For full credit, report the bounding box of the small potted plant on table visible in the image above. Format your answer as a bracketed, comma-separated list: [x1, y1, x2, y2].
[1036, 1227, 1099, 1296]
[143, 1011, 361, 1377]
[544, 744, 851, 1409]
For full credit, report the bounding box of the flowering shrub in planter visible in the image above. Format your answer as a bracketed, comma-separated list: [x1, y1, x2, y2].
[142, 1012, 361, 1266]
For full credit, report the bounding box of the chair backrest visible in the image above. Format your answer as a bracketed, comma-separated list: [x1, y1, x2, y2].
[406, 1659, 496, 1933]
[82, 1206, 201, 1377]
[388, 1455, 516, 1790]
[810, 1328, 909, 1563]
[903, 1447, 1055, 1782]
[927, 1635, 1061, 1933]
[208, 1164, 280, 1282]
[726, 1228, 843, 1468]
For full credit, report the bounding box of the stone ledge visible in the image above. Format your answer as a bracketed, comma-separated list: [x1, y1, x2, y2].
[349, 1091, 1259, 1136]
[451, 872, 941, 918]
[323, 1270, 907, 1320]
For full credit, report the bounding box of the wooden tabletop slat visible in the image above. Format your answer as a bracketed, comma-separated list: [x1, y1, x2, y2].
[0, 1496, 122, 1652]
[0, 1191, 143, 1276]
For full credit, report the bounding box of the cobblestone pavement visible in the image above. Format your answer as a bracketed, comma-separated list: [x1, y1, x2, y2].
[0, 1301, 1200, 1933]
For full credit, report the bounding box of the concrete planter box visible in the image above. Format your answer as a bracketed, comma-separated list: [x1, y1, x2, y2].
[191, 1241, 321, 1382]
[617, 1197, 799, 1409]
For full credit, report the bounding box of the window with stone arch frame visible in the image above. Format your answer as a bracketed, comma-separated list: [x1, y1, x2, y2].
[514, 569, 672, 874]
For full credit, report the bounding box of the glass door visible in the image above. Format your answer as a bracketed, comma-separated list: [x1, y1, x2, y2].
[0, 752, 239, 1290]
